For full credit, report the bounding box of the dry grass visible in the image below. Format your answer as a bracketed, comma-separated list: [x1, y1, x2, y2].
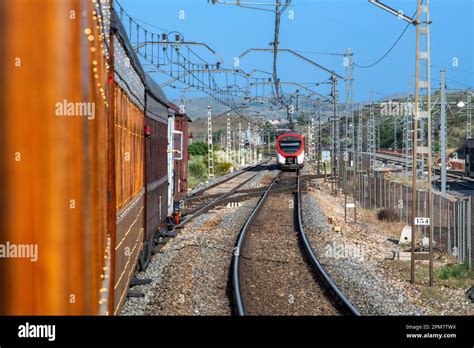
[199, 214, 223, 232]
[388, 174, 431, 190]
[317, 180, 405, 240]
[377, 208, 400, 222]
[314, 178, 474, 315]
[260, 173, 275, 186]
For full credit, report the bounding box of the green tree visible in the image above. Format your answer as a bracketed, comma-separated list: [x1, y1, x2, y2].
[212, 129, 225, 144]
[188, 156, 207, 179]
[188, 141, 208, 156]
[215, 162, 232, 176]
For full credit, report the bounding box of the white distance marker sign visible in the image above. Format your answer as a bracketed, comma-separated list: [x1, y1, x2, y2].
[322, 151, 331, 163]
[414, 217, 430, 226]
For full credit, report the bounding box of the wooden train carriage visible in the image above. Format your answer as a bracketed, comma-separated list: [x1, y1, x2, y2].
[0, 0, 112, 314]
[141, 75, 169, 269]
[110, 10, 147, 314]
[169, 103, 191, 204]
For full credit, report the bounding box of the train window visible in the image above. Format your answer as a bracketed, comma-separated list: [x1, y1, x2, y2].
[279, 137, 302, 154]
[172, 131, 183, 160]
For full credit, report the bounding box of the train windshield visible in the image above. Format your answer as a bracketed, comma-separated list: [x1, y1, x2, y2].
[279, 136, 302, 154]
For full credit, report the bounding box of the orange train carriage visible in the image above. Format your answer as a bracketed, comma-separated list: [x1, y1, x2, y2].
[0, 0, 188, 315]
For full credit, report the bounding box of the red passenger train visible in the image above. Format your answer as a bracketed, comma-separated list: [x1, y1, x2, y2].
[276, 133, 305, 170]
[0, 1, 188, 315]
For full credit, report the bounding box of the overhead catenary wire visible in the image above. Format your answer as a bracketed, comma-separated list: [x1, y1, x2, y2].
[116, 0, 334, 116]
[354, 20, 412, 69]
[115, 0, 249, 110]
[354, 3, 421, 69]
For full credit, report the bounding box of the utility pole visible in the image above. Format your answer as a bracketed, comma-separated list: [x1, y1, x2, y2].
[254, 125, 259, 163]
[247, 122, 251, 164]
[343, 48, 356, 222]
[207, 105, 215, 179]
[356, 104, 363, 204]
[393, 117, 397, 150]
[306, 122, 310, 160]
[406, 95, 413, 174]
[468, 89, 472, 139]
[232, 130, 236, 163]
[308, 119, 315, 163]
[369, 97, 376, 170]
[411, 0, 433, 286]
[311, 118, 316, 162]
[317, 105, 322, 174]
[331, 74, 339, 194]
[356, 104, 363, 173]
[239, 122, 244, 166]
[267, 130, 270, 153]
[366, 104, 373, 210]
[419, 105, 425, 172]
[226, 114, 231, 163]
[272, 0, 283, 100]
[440, 69, 447, 195]
[377, 124, 380, 150]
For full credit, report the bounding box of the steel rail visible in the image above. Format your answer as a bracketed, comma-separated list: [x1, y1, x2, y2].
[233, 170, 360, 316]
[178, 161, 274, 228]
[372, 152, 474, 183]
[296, 173, 361, 316]
[189, 158, 273, 198]
[232, 171, 282, 315]
[186, 174, 324, 206]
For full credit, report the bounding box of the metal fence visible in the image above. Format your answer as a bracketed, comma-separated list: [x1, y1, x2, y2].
[351, 170, 473, 270]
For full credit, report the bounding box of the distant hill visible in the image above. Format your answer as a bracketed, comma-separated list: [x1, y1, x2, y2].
[170, 97, 289, 121]
[179, 89, 473, 155]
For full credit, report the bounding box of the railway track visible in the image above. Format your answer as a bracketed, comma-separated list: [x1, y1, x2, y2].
[372, 152, 474, 190]
[179, 160, 275, 227]
[232, 170, 359, 316]
[189, 158, 273, 198]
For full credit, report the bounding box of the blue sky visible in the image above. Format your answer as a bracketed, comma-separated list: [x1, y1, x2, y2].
[118, 0, 473, 102]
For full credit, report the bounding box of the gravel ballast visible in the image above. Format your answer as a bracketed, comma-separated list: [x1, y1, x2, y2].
[121, 198, 260, 315]
[121, 165, 280, 315]
[239, 186, 340, 315]
[301, 180, 474, 315]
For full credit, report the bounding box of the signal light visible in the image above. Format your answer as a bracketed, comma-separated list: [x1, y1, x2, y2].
[145, 125, 151, 137]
